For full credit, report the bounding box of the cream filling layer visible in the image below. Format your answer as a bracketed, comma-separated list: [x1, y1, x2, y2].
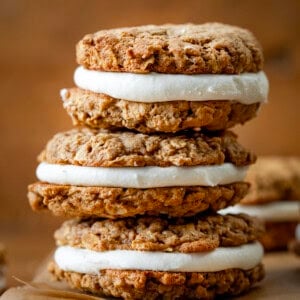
[73, 66, 269, 104]
[36, 162, 247, 188]
[219, 201, 300, 222]
[54, 242, 263, 274]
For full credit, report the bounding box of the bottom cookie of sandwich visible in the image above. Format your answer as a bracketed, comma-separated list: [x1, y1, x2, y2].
[49, 262, 264, 300]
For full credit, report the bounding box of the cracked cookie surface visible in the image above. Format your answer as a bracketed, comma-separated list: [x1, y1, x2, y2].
[54, 214, 264, 253]
[76, 23, 263, 74]
[62, 88, 260, 133]
[38, 129, 255, 167]
[28, 182, 249, 218]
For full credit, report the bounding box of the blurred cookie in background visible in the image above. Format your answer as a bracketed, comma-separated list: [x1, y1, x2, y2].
[289, 223, 300, 257]
[0, 243, 6, 293]
[219, 156, 300, 251]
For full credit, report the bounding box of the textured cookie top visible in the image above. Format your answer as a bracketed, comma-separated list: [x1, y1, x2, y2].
[38, 129, 255, 167]
[76, 23, 263, 74]
[55, 214, 264, 253]
[242, 156, 300, 204]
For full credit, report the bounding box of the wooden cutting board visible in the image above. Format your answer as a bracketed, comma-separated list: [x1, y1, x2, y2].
[1, 252, 300, 299]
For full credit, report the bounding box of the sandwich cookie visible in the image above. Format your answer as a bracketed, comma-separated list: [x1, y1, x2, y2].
[219, 156, 300, 251]
[49, 214, 265, 299]
[28, 129, 255, 218]
[61, 23, 268, 133]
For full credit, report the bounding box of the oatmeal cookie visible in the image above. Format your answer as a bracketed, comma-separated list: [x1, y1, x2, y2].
[38, 129, 255, 167]
[76, 23, 263, 74]
[28, 182, 249, 218]
[242, 156, 300, 204]
[62, 88, 260, 133]
[259, 221, 298, 251]
[49, 262, 264, 300]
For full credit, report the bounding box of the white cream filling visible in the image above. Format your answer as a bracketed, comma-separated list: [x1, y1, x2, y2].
[219, 201, 300, 222]
[36, 162, 247, 188]
[54, 242, 263, 274]
[72, 66, 269, 104]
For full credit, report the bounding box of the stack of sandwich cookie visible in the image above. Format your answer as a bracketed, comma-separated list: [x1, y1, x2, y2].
[28, 23, 269, 299]
[219, 156, 300, 251]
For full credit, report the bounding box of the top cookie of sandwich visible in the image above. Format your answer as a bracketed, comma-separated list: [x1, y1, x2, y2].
[38, 129, 255, 168]
[76, 23, 263, 74]
[242, 156, 300, 204]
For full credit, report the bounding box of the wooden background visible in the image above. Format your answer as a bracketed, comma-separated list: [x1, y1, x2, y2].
[0, 0, 299, 286]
